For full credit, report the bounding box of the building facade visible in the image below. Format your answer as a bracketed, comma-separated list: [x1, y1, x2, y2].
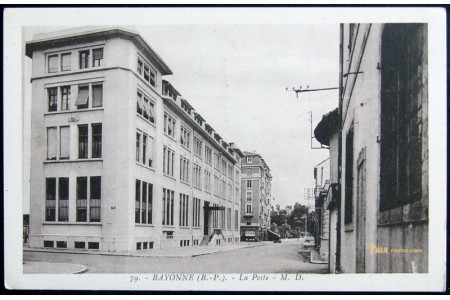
[314, 23, 428, 273]
[26, 26, 244, 252]
[313, 157, 331, 261]
[240, 152, 272, 241]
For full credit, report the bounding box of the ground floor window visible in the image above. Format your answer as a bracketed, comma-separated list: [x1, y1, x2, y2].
[162, 188, 174, 226]
[135, 180, 153, 224]
[179, 193, 189, 227]
[193, 197, 201, 227]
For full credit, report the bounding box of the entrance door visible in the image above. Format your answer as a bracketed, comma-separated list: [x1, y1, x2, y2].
[203, 201, 210, 235]
[356, 149, 366, 273]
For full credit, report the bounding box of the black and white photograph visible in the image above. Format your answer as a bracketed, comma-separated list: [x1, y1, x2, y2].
[4, 6, 447, 292]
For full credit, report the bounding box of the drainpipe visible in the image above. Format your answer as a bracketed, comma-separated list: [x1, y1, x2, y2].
[336, 23, 344, 273]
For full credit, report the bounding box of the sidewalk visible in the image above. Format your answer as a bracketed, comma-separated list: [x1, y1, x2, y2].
[23, 261, 87, 274]
[24, 241, 265, 258]
[23, 242, 265, 274]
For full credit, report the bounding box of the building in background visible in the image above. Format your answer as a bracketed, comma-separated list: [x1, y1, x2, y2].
[240, 151, 272, 241]
[313, 157, 330, 262]
[25, 26, 244, 253]
[320, 23, 429, 273]
[314, 108, 339, 273]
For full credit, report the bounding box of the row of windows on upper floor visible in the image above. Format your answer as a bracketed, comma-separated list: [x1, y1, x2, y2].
[46, 83, 103, 112]
[46, 48, 104, 74]
[43, 175, 240, 230]
[160, 145, 239, 201]
[45, 46, 160, 94]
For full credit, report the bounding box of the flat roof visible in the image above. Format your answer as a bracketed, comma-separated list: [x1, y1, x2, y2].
[25, 26, 172, 75]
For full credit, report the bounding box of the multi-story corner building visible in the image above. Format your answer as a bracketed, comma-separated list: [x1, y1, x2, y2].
[25, 26, 244, 253]
[240, 151, 272, 241]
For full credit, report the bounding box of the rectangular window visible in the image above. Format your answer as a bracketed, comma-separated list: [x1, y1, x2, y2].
[247, 180, 252, 188]
[76, 86, 89, 109]
[137, 92, 143, 115]
[247, 157, 252, 164]
[148, 183, 153, 224]
[147, 99, 155, 123]
[180, 156, 190, 183]
[205, 146, 212, 164]
[88, 242, 99, 250]
[90, 176, 101, 222]
[344, 126, 354, 225]
[60, 126, 70, 159]
[76, 177, 88, 222]
[204, 170, 211, 192]
[78, 125, 88, 159]
[149, 67, 157, 87]
[144, 65, 150, 82]
[380, 24, 426, 212]
[74, 241, 85, 249]
[214, 153, 220, 169]
[91, 124, 102, 158]
[179, 193, 189, 227]
[246, 204, 252, 214]
[228, 165, 233, 179]
[227, 208, 232, 230]
[44, 240, 54, 248]
[92, 48, 103, 67]
[164, 112, 176, 138]
[193, 197, 201, 228]
[48, 87, 58, 112]
[162, 188, 174, 226]
[56, 241, 67, 249]
[47, 127, 57, 160]
[221, 159, 227, 174]
[79, 50, 89, 69]
[142, 181, 147, 224]
[194, 136, 203, 157]
[137, 59, 143, 75]
[180, 126, 191, 149]
[58, 177, 69, 222]
[193, 164, 202, 189]
[163, 146, 175, 177]
[92, 84, 103, 108]
[136, 132, 141, 162]
[61, 53, 71, 71]
[48, 55, 58, 73]
[135, 180, 141, 223]
[45, 178, 56, 221]
[147, 136, 154, 168]
[235, 210, 239, 230]
[61, 86, 70, 111]
[142, 134, 147, 165]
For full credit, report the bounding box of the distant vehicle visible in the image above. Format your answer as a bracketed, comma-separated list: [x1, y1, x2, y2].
[268, 230, 282, 243]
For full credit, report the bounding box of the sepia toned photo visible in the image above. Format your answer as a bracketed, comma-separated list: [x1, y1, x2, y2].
[4, 6, 447, 292]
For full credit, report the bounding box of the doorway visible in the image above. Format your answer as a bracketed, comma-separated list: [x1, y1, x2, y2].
[203, 201, 210, 236]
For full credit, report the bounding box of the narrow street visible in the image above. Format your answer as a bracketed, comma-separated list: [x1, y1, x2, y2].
[23, 239, 328, 274]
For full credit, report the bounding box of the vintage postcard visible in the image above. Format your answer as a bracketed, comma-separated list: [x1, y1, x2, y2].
[4, 6, 447, 292]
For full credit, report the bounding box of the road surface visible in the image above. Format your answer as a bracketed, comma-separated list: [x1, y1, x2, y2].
[23, 239, 328, 274]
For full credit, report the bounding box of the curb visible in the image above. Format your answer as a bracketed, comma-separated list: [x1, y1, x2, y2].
[298, 249, 328, 265]
[24, 243, 264, 259]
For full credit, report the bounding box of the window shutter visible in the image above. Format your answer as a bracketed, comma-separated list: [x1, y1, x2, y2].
[60, 126, 70, 159]
[76, 87, 89, 106]
[61, 54, 71, 71]
[48, 55, 58, 73]
[92, 85, 103, 107]
[93, 49, 103, 60]
[47, 127, 57, 159]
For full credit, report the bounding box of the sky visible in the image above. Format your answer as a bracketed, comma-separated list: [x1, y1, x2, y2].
[22, 20, 339, 211]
